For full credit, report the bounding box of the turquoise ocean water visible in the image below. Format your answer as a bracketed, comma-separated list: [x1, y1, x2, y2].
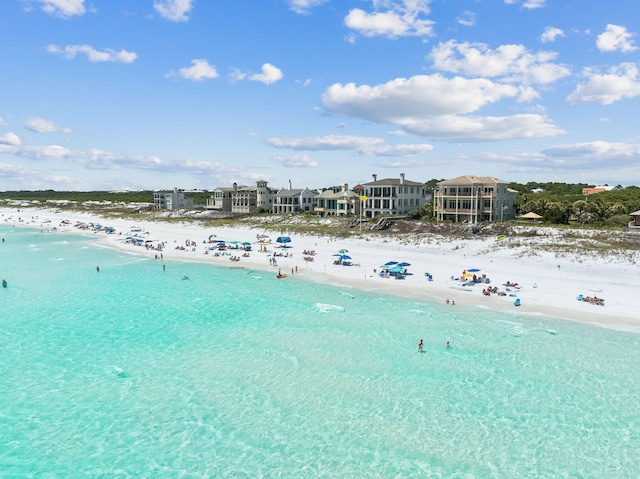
[1, 225, 639, 478]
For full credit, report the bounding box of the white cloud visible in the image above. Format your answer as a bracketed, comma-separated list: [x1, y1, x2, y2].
[456, 10, 475, 27]
[344, 0, 434, 38]
[359, 143, 433, 157]
[430, 40, 570, 85]
[523, 0, 545, 9]
[322, 74, 564, 141]
[266, 134, 383, 151]
[285, 0, 329, 15]
[0, 117, 7, 126]
[273, 154, 318, 167]
[540, 141, 640, 169]
[47, 44, 137, 63]
[543, 141, 636, 158]
[25, 117, 72, 134]
[503, 0, 545, 8]
[33, 0, 85, 18]
[324, 75, 520, 119]
[154, 0, 194, 22]
[567, 63, 640, 105]
[540, 26, 564, 43]
[249, 63, 283, 84]
[170, 59, 219, 81]
[397, 113, 562, 141]
[596, 24, 637, 53]
[266, 134, 433, 158]
[0, 142, 162, 171]
[0, 132, 21, 146]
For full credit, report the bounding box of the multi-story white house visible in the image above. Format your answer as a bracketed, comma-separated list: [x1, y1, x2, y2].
[153, 187, 194, 210]
[272, 183, 317, 214]
[314, 184, 361, 217]
[432, 175, 517, 223]
[361, 174, 428, 218]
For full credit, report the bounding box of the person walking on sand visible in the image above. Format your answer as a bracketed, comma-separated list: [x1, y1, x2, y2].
[418, 339, 424, 352]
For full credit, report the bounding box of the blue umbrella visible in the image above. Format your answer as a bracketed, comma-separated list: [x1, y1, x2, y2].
[398, 262, 411, 267]
[385, 261, 398, 266]
[276, 236, 291, 245]
[467, 268, 481, 272]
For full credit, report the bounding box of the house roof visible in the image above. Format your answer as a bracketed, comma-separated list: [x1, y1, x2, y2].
[363, 178, 424, 187]
[276, 188, 304, 197]
[630, 210, 640, 216]
[316, 188, 359, 199]
[437, 175, 510, 185]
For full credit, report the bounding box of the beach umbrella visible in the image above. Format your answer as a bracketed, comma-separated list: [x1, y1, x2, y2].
[338, 249, 349, 254]
[242, 241, 252, 246]
[398, 262, 411, 267]
[389, 265, 404, 273]
[340, 255, 351, 260]
[384, 261, 398, 266]
[467, 268, 481, 272]
[276, 236, 292, 246]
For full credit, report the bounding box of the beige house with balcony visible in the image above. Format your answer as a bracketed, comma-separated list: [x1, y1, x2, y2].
[314, 184, 361, 217]
[433, 175, 517, 223]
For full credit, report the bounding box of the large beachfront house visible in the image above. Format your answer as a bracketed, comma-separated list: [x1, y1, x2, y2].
[205, 180, 277, 214]
[361, 174, 429, 218]
[153, 188, 194, 210]
[432, 175, 517, 223]
[272, 184, 317, 214]
[314, 184, 361, 217]
[205, 186, 235, 212]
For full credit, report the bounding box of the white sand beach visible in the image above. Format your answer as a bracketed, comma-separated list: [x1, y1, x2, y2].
[3, 206, 639, 333]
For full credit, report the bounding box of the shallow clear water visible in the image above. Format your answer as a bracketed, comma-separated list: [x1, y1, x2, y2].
[1, 225, 639, 478]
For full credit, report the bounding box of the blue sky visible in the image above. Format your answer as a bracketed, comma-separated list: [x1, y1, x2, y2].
[1, 0, 640, 191]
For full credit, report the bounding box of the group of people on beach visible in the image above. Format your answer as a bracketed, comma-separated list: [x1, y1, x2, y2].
[579, 295, 605, 306]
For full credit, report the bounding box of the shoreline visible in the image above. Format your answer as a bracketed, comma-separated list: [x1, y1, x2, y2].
[3, 207, 639, 334]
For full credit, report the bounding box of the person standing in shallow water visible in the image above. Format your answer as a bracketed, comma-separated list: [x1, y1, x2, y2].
[96, 265, 100, 272]
[418, 339, 424, 352]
